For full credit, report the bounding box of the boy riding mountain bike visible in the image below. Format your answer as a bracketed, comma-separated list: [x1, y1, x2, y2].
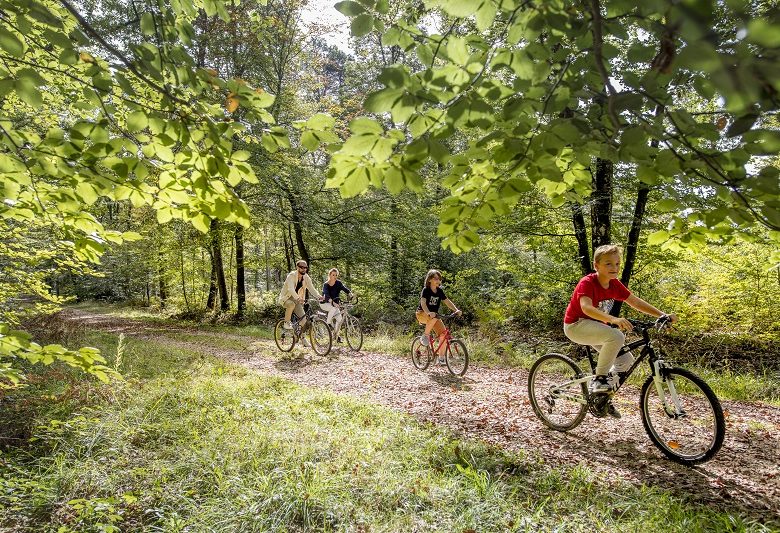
[563, 244, 677, 418]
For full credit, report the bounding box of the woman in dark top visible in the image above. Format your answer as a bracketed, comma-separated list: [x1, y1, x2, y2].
[415, 269, 461, 362]
[321, 268, 352, 341]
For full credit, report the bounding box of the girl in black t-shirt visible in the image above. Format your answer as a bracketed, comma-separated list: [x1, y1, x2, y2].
[415, 269, 461, 362]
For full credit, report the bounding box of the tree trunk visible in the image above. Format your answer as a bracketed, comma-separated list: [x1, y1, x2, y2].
[178, 226, 190, 311]
[206, 253, 217, 310]
[210, 218, 230, 311]
[611, 184, 650, 316]
[235, 225, 246, 317]
[571, 203, 592, 275]
[158, 250, 167, 309]
[591, 157, 613, 251]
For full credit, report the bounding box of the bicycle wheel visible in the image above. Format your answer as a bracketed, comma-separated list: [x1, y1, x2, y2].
[640, 367, 725, 465]
[344, 315, 363, 352]
[274, 319, 295, 352]
[445, 339, 469, 376]
[410, 336, 431, 370]
[528, 353, 588, 431]
[309, 318, 332, 356]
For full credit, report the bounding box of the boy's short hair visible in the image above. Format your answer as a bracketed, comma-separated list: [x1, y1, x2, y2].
[593, 244, 623, 264]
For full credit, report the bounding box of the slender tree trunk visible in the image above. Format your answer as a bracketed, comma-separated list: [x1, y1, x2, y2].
[158, 250, 167, 309]
[265, 230, 271, 291]
[206, 253, 217, 310]
[179, 240, 190, 312]
[235, 225, 246, 317]
[210, 218, 230, 311]
[591, 157, 613, 251]
[571, 203, 592, 275]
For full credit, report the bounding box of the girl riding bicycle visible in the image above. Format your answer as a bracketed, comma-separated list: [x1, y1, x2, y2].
[321, 267, 352, 342]
[415, 269, 461, 364]
[563, 245, 676, 414]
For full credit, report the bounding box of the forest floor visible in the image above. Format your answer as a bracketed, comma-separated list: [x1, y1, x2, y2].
[62, 308, 780, 526]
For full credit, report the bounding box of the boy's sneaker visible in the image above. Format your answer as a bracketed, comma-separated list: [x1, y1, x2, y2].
[589, 375, 611, 394]
[437, 356, 447, 366]
[301, 337, 311, 348]
[283, 321, 292, 330]
[606, 402, 621, 419]
[337, 336, 343, 343]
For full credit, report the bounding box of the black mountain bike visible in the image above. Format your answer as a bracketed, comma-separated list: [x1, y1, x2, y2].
[274, 299, 332, 356]
[527, 317, 725, 465]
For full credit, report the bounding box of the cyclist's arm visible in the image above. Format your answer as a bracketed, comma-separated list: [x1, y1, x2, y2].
[443, 298, 461, 315]
[623, 294, 676, 322]
[579, 296, 630, 328]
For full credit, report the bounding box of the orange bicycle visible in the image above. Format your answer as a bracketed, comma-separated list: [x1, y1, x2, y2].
[411, 313, 469, 376]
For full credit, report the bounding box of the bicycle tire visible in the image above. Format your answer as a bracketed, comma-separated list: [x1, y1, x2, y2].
[274, 319, 295, 352]
[410, 336, 431, 370]
[445, 339, 469, 376]
[640, 367, 725, 465]
[344, 315, 363, 352]
[528, 353, 588, 431]
[309, 317, 332, 356]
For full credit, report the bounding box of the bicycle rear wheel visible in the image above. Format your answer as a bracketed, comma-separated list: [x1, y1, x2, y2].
[528, 353, 588, 431]
[445, 339, 468, 376]
[640, 367, 725, 465]
[344, 315, 363, 352]
[274, 319, 295, 352]
[309, 318, 332, 356]
[410, 337, 431, 370]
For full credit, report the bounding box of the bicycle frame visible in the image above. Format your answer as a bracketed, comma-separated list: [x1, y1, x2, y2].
[553, 320, 687, 417]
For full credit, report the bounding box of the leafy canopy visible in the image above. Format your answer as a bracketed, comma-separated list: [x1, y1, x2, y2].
[327, 0, 780, 255]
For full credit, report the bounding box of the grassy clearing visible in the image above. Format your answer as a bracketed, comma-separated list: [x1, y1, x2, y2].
[1, 333, 774, 532]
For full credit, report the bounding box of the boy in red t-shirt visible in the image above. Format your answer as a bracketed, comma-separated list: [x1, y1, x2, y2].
[563, 245, 676, 417]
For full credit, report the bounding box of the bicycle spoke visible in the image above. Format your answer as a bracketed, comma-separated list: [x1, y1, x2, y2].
[641, 368, 725, 465]
[528, 353, 588, 431]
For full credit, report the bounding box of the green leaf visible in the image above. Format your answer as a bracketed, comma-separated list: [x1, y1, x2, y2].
[475, 0, 497, 31]
[351, 14, 374, 37]
[14, 79, 42, 108]
[335, 0, 366, 16]
[141, 12, 155, 37]
[647, 230, 669, 246]
[127, 111, 148, 132]
[446, 36, 469, 64]
[191, 213, 210, 233]
[350, 117, 383, 135]
[0, 27, 25, 57]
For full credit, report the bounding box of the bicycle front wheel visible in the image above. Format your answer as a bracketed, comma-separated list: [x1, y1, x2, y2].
[309, 318, 332, 356]
[445, 339, 469, 376]
[410, 337, 431, 370]
[640, 367, 725, 465]
[344, 315, 363, 352]
[274, 320, 295, 352]
[528, 353, 588, 431]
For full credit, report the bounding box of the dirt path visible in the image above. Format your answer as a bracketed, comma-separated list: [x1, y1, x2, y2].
[64, 310, 780, 524]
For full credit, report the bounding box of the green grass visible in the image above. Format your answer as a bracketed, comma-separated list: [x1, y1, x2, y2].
[0, 333, 775, 532]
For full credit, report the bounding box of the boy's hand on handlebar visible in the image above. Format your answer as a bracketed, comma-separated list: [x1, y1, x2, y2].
[611, 317, 634, 331]
[454, 309, 462, 316]
[427, 311, 436, 318]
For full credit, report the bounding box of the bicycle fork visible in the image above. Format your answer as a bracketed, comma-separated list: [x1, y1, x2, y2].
[652, 360, 686, 419]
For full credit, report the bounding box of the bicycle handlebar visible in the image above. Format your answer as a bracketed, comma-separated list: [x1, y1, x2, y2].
[626, 316, 673, 331]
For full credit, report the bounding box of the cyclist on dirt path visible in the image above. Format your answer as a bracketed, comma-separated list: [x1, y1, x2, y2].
[415, 269, 462, 365]
[563, 244, 677, 417]
[320, 267, 352, 343]
[278, 260, 321, 332]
